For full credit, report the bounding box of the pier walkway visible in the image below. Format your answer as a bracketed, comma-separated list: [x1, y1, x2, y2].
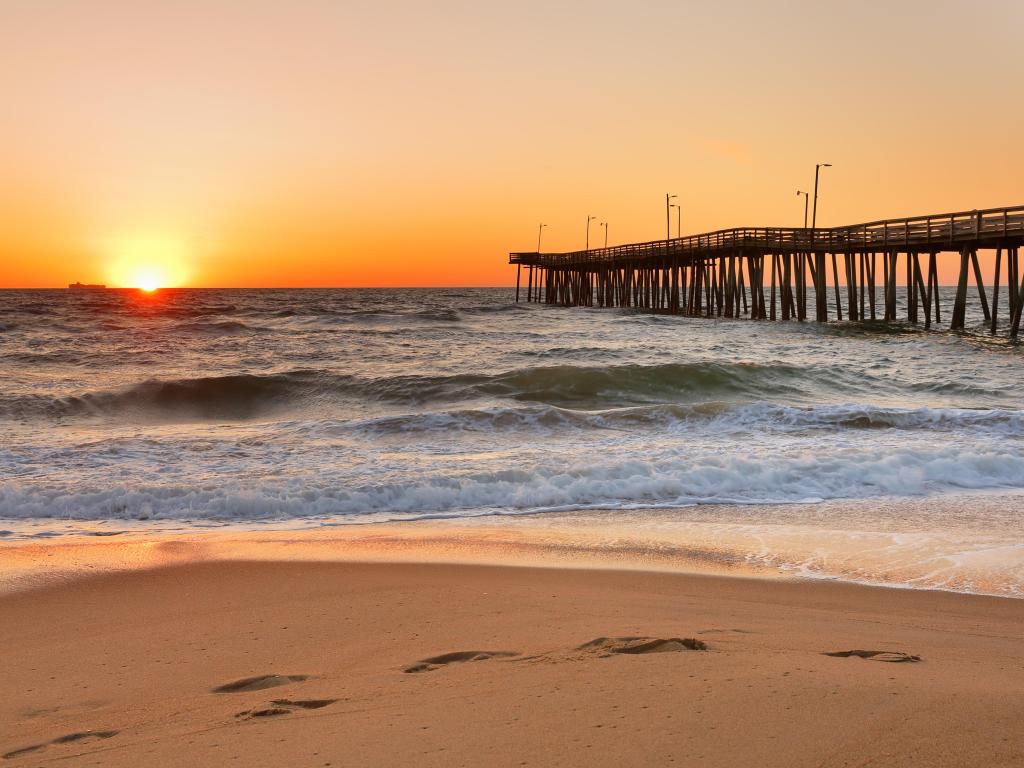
[510, 205, 1024, 338]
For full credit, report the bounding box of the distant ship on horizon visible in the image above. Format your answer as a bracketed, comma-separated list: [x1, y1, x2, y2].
[68, 282, 107, 289]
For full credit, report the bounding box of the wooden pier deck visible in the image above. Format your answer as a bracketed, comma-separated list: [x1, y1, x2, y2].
[510, 204, 1024, 338]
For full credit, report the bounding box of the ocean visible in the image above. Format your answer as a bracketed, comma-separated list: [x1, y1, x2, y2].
[1, 287, 1022, 595]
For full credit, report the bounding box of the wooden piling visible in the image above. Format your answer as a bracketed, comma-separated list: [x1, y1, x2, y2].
[844, 253, 856, 321]
[741, 262, 749, 315]
[887, 252, 898, 321]
[913, 253, 928, 328]
[1011, 248, 1024, 339]
[1009, 248, 1019, 323]
[795, 254, 805, 320]
[951, 249, 970, 330]
[882, 253, 890, 321]
[770, 254, 778, 321]
[831, 253, 843, 321]
[868, 252, 877, 320]
[909, 252, 919, 323]
[858, 253, 866, 321]
[970, 250, 991, 322]
[815, 253, 827, 321]
[990, 248, 1002, 335]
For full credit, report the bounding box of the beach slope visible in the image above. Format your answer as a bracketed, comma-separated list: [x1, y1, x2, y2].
[1, 561, 1021, 767]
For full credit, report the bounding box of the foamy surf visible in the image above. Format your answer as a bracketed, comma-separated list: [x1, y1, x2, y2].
[2, 427, 1023, 520]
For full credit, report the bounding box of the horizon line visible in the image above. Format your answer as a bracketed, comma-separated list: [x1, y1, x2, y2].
[0, 285, 517, 291]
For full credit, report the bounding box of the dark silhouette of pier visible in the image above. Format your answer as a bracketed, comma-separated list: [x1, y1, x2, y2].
[510, 204, 1024, 338]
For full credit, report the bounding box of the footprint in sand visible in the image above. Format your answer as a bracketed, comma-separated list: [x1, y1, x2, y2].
[271, 699, 337, 709]
[403, 650, 520, 674]
[823, 650, 922, 663]
[212, 674, 310, 693]
[235, 699, 338, 720]
[236, 707, 293, 719]
[2, 730, 119, 761]
[403, 637, 707, 674]
[577, 637, 707, 657]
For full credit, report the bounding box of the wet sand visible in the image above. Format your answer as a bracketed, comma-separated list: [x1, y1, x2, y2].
[1, 558, 1022, 767]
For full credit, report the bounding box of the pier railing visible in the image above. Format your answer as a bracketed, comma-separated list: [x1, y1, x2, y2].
[510, 205, 1024, 267]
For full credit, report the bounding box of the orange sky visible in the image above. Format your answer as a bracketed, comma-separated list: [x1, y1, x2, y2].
[2, 0, 1023, 288]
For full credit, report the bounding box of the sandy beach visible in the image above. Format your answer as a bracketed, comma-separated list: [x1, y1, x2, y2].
[2, 554, 1021, 767]
[5, 1, 1024, 765]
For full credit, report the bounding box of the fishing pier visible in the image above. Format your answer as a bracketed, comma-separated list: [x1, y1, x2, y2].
[510, 205, 1024, 338]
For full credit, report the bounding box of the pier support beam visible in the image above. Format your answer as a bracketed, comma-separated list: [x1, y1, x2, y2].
[858, 253, 866, 321]
[991, 248, 1002, 335]
[832, 253, 843, 321]
[951, 249, 970, 330]
[970, 250, 991, 322]
[1011, 249, 1024, 339]
[868, 253, 877, 320]
[815, 253, 827, 322]
[883, 252, 898, 321]
[1010, 249, 1019, 324]
[927, 254, 939, 324]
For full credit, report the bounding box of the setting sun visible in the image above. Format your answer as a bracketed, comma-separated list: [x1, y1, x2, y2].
[103, 234, 191, 290]
[128, 263, 170, 292]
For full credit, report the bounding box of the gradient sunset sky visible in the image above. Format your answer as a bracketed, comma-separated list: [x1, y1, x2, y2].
[2, 0, 1022, 288]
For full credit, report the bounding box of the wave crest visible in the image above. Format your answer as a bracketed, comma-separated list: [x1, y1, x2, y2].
[1, 361, 1019, 424]
[336, 402, 1024, 437]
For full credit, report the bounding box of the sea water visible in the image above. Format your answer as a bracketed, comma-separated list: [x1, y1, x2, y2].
[1, 287, 1021, 595]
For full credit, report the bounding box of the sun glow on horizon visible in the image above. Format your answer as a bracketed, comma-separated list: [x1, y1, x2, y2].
[103, 234, 192, 290]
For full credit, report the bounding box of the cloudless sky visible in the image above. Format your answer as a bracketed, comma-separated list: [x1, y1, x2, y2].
[2, 0, 1022, 287]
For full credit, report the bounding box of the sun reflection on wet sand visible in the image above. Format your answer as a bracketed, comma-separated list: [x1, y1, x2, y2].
[3, 492, 1022, 599]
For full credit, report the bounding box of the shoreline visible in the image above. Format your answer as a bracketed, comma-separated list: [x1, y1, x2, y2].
[3, 494, 1023, 599]
[0, 521, 775, 597]
[2, 559, 1021, 767]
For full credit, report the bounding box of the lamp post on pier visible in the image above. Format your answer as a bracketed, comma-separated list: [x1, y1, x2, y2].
[536, 223, 546, 253]
[812, 162, 839, 320]
[665, 194, 677, 241]
[811, 163, 832, 253]
[665, 193, 677, 260]
[811, 163, 830, 230]
[600, 221, 608, 248]
[796, 190, 809, 229]
[586, 215, 596, 251]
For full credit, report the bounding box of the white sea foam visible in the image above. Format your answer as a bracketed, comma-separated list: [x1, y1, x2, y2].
[2, 438, 1023, 522]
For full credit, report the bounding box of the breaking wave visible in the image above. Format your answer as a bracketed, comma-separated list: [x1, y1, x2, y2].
[2, 443, 1023, 522]
[1, 371, 331, 421]
[2, 361, 1018, 423]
